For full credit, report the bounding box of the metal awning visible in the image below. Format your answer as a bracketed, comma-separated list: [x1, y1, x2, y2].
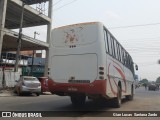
[5, 0, 51, 29]
[2, 29, 49, 52]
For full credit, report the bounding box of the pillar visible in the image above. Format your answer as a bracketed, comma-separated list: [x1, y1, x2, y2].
[44, 0, 53, 77]
[0, 0, 7, 57]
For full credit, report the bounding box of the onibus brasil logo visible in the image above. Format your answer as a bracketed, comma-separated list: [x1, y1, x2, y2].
[1, 112, 42, 118]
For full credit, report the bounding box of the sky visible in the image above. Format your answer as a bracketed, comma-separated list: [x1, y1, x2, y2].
[20, 0, 160, 81]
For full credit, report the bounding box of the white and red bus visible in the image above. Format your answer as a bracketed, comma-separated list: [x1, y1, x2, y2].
[48, 22, 137, 107]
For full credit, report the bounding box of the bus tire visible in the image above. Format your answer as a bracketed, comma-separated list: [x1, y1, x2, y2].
[70, 94, 86, 107]
[126, 85, 134, 100]
[111, 86, 121, 108]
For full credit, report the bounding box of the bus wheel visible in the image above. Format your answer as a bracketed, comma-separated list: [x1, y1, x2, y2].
[111, 86, 121, 108]
[126, 85, 134, 101]
[70, 94, 86, 106]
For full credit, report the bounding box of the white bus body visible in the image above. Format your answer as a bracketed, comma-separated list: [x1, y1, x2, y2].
[48, 22, 135, 107]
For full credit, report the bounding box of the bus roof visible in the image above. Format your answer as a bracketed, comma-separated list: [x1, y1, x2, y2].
[54, 22, 101, 30]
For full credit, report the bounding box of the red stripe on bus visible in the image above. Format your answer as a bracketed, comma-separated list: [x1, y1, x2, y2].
[112, 61, 127, 93]
[48, 79, 106, 95]
[108, 63, 117, 96]
[113, 66, 127, 93]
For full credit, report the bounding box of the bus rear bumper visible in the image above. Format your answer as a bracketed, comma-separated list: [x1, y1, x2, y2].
[48, 80, 106, 96]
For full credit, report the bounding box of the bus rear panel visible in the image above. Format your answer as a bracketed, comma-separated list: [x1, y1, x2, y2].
[48, 22, 135, 107]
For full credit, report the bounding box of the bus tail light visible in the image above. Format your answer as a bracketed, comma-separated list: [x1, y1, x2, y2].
[99, 67, 104, 70]
[99, 71, 104, 75]
[99, 66, 105, 80]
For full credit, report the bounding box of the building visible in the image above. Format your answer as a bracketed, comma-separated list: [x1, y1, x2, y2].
[22, 57, 45, 77]
[0, 0, 52, 75]
[0, 0, 53, 88]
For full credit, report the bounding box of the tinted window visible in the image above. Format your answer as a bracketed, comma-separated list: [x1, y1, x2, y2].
[107, 33, 112, 55]
[111, 37, 115, 57]
[114, 40, 118, 59]
[104, 30, 109, 53]
[119, 46, 123, 62]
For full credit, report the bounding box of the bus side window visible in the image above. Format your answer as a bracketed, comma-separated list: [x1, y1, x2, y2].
[121, 48, 124, 64]
[117, 44, 122, 62]
[117, 43, 120, 61]
[129, 56, 132, 70]
[113, 40, 118, 60]
[104, 30, 109, 53]
[107, 33, 112, 55]
[126, 53, 129, 68]
[123, 50, 126, 65]
[111, 37, 115, 58]
[119, 46, 123, 63]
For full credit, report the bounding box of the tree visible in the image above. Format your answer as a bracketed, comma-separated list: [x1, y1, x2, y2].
[139, 79, 149, 84]
[156, 77, 160, 83]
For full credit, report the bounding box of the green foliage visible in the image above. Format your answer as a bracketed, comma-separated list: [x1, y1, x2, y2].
[156, 77, 160, 83]
[139, 79, 149, 84]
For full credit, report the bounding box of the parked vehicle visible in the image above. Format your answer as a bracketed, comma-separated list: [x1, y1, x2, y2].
[38, 77, 49, 93]
[14, 76, 41, 96]
[148, 84, 157, 91]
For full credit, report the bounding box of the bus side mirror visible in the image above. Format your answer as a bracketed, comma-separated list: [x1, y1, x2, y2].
[135, 65, 138, 70]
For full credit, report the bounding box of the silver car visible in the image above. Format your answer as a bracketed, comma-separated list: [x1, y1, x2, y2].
[14, 76, 41, 96]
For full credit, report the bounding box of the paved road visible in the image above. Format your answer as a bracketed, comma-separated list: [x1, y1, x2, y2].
[0, 87, 160, 120]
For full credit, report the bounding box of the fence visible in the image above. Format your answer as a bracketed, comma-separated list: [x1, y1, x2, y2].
[0, 67, 22, 88]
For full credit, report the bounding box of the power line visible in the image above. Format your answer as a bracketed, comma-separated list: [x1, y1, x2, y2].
[119, 36, 160, 41]
[108, 22, 160, 29]
[140, 63, 158, 67]
[53, 0, 64, 6]
[39, 0, 78, 14]
[54, 0, 78, 12]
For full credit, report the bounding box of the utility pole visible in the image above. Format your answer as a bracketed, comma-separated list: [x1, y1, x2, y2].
[14, 2, 25, 72]
[0, 0, 7, 59]
[31, 31, 40, 76]
[44, 0, 53, 76]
